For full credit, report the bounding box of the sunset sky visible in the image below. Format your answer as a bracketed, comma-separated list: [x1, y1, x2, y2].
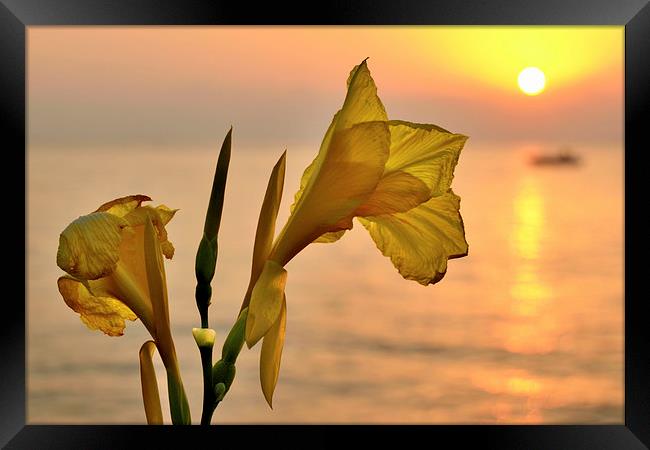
[28, 26, 623, 149]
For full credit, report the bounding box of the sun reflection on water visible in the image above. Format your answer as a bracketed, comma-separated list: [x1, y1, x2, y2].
[503, 176, 559, 355]
[511, 177, 544, 260]
[489, 174, 563, 421]
[510, 266, 551, 316]
[510, 176, 554, 321]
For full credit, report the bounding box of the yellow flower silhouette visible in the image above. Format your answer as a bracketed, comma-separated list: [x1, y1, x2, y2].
[244, 60, 469, 406]
[56, 194, 190, 424]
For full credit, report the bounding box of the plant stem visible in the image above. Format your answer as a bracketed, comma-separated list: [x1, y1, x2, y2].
[199, 344, 216, 425]
[200, 310, 209, 329]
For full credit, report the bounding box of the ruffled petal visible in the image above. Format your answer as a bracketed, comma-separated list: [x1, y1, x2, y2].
[355, 171, 430, 217]
[57, 275, 137, 336]
[272, 121, 390, 265]
[245, 260, 288, 348]
[155, 205, 178, 226]
[357, 121, 468, 216]
[83, 272, 155, 336]
[123, 205, 177, 259]
[260, 294, 287, 408]
[95, 194, 152, 217]
[56, 212, 129, 280]
[358, 190, 468, 286]
[95, 194, 176, 231]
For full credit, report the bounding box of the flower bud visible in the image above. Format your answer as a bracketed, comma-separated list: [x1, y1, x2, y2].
[222, 308, 248, 364]
[192, 327, 216, 349]
[214, 383, 226, 402]
[195, 234, 218, 286]
[212, 359, 236, 394]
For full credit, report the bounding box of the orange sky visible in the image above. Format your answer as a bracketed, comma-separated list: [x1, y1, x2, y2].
[28, 26, 623, 149]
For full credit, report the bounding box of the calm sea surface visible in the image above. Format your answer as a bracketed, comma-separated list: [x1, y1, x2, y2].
[27, 142, 623, 424]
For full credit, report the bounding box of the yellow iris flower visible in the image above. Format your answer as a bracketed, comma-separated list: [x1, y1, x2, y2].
[56, 194, 190, 424]
[244, 60, 469, 406]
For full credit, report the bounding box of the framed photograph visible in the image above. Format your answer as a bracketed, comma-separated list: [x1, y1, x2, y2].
[4, 0, 648, 448]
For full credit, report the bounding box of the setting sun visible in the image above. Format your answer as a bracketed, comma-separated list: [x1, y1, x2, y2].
[518, 67, 546, 95]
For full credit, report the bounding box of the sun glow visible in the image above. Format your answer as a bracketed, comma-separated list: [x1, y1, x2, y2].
[518, 67, 546, 95]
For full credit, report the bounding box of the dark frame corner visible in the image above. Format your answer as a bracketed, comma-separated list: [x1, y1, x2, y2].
[3, 0, 648, 448]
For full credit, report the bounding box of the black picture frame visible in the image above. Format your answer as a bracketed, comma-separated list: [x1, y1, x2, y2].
[3, 0, 648, 448]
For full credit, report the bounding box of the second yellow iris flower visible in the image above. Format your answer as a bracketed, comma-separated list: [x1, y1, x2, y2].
[56, 195, 191, 424]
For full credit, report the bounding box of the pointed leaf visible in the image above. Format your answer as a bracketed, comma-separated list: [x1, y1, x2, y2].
[241, 151, 286, 310]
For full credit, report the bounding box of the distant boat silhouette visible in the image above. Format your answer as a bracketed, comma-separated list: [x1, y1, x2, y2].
[530, 147, 580, 166]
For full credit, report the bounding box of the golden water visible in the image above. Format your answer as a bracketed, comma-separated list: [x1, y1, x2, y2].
[27, 142, 623, 423]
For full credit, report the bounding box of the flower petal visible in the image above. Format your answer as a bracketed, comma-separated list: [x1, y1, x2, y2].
[155, 205, 178, 226]
[57, 275, 137, 336]
[385, 121, 467, 196]
[288, 60, 388, 245]
[260, 294, 287, 409]
[95, 194, 152, 217]
[245, 260, 288, 348]
[143, 216, 175, 366]
[85, 271, 155, 337]
[355, 171, 431, 217]
[337, 60, 388, 130]
[314, 230, 347, 243]
[357, 121, 468, 216]
[272, 121, 390, 265]
[124, 205, 178, 259]
[358, 190, 468, 286]
[56, 212, 129, 280]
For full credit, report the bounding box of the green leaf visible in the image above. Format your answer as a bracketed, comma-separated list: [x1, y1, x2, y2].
[241, 151, 286, 311]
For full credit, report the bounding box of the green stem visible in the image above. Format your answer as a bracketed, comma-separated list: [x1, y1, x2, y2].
[200, 310, 209, 329]
[165, 361, 192, 425]
[199, 344, 216, 425]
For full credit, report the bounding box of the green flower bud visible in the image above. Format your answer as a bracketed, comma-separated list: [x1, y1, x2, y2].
[195, 234, 218, 286]
[214, 383, 226, 402]
[222, 308, 248, 364]
[212, 359, 236, 394]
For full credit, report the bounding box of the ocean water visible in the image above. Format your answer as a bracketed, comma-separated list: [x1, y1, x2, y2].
[27, 141, 623, 424]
